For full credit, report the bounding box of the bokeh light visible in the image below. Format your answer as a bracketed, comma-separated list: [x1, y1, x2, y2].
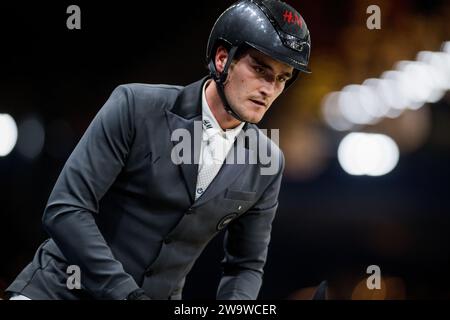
[0, 114, 18, 157]
[338, 133, 399, 176]
[16, 116, 46, 160]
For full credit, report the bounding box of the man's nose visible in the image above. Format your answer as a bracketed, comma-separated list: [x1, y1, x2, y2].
[259, 79, 277, 98]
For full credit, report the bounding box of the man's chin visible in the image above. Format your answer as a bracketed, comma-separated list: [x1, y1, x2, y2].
[232, 105, 264, 123]
[241, 113, 263, 124]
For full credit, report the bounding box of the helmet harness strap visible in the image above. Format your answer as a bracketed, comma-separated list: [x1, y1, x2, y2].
[208, 46, 252, 124]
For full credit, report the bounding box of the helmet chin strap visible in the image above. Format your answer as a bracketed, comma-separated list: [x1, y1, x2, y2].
[208, 46, 257, 124]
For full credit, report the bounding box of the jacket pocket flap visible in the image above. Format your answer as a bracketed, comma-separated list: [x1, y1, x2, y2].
[225, 189, 257, 201]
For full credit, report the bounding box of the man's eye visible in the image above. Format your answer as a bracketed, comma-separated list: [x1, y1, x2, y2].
[254, 66, 265, 74]
[277, 76, 288, 83]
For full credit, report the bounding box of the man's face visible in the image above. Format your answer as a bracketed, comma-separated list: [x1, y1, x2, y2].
[223, 48, 294, 124]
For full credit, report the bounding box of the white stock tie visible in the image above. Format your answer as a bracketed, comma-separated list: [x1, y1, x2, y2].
[195, 133, 230, 200]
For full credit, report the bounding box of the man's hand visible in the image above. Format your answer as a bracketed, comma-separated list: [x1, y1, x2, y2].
[126, 288, 151, 300]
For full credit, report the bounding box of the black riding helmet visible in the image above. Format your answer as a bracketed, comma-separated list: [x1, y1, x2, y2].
[206, 0, 311, 123]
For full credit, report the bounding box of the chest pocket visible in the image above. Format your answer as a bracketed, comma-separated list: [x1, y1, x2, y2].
[221, 189, 257, 218]
[224, 189, 257, 202]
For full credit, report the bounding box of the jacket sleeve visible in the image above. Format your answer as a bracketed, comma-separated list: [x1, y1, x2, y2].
[216, 152, 285, 300]
[42, 85, 140, 300]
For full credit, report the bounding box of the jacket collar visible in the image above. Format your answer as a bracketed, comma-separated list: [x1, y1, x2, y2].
[169, 76, 208, 119]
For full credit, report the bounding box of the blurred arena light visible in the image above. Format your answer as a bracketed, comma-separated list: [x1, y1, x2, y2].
[322, 92, 355, 131]
[17, 116, 46, 160]
[322, 41, 450, 130]
[339, 85, 378, 125]
[0, 113, 18, 157]
[338, 133, 399, 176]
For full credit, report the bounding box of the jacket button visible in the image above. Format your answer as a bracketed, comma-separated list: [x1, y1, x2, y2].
[145, 268, 153, 277]
[186, 207, 194, 215]
[163, 237, 172, 244]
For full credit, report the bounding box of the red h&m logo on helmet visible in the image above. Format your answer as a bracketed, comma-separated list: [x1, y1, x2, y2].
[283, 10, 302, 28]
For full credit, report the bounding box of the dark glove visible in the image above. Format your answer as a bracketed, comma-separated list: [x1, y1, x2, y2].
[126, 288, 151, 300]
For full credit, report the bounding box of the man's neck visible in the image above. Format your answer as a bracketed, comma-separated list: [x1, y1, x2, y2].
[205, 80, 243, 130]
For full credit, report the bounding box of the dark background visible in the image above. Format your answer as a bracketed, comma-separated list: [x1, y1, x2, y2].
[0, 0, 449, 299]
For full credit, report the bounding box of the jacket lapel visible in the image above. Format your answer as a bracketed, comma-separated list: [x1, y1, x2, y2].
[165, 77, 208, 203]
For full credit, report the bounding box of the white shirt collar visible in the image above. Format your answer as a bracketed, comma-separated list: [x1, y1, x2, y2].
[201, 80, 245, 142]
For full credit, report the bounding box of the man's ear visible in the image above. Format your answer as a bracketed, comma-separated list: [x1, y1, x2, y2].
[215, 46, 229, 73]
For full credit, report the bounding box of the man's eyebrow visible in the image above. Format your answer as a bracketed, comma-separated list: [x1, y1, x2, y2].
[250, 55, 293, 78]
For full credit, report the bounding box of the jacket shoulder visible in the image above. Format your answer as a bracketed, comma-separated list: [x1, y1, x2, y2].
[249, 124, 283, 154]
[247, 124, 285, 173]
[104, 83, 184, 122]
[120, 83, 183, 101]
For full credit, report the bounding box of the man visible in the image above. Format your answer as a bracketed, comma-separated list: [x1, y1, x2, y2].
[6, 0, 311, 300]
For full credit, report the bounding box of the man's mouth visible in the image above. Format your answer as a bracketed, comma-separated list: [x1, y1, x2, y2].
[249, 99, 266, 107]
